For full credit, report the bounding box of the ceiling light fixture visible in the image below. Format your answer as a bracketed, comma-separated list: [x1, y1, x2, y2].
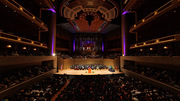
[7, 45, 11, 48]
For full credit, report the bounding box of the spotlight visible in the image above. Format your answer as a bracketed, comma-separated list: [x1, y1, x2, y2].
[23, 47, 26, 50]
[19, 7, 23, 11]
[150, 48, 153, 50]
[33, 48, 36, 51]
[164, 46, 168, 49]
[52, 53, 56, 56]
[7, 45, 11, 48]
[140, 49, 143, 51]
[154, 11, 158, 15]
[142, 19, 145, 22]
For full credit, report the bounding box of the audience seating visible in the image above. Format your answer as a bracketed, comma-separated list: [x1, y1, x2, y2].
[2, 75, 67, 101]
[124, 64, 180, 89]
[0, 66, 53, 91]
[58, 53, 120, 59]
[56, 75, 179, 101]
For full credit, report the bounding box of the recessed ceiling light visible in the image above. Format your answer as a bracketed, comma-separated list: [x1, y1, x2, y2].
[164, 46, 168, 49]
[7, 45, 11, 48]
[23, 47, 26, 50]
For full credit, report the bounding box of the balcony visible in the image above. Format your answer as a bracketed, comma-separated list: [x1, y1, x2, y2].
[129, 0, 180, 33]
[130, 34, 180, 49]
[0, 0, 48, 31]
[0, 56, 57, 67]
[0, 32, 47, 48]
[121, 56, 180, 67]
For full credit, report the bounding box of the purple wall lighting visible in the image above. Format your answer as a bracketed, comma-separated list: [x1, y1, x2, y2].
[123, 33, 126, 56]
[102, 42, 104, 51]
[122, 11, 129, 15]
[73, 37, 75, 51]
[51, 32, 54, 55]
[48, 8, 56, 13]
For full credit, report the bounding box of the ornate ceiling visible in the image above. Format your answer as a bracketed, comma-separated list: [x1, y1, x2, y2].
[59, 0, 120, 33]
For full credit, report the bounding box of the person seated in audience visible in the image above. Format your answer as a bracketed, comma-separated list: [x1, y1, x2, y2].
[55, 75, 178, 101]
[0, 65, 53, 91]
[3, 75, 67, 101]
[124, 64, 180, 89]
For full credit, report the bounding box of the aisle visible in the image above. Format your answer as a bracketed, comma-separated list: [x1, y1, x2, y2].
[51, 80, 70, 101]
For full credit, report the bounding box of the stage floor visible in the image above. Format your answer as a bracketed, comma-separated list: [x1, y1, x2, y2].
[55, 69, 123, 75]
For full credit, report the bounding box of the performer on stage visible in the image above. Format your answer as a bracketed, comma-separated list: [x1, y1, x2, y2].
[82, 66, 84, 70]
[88, 67, 91, 73]
[97, 66, 99, 70]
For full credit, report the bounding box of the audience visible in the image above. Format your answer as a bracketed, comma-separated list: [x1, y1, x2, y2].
[58, 54, 72, 59]
[0, 66, 53, 91]
[124, 64, 180, 89]
[2, 75, 67, 101]
[56, 75, 179, 101]
[58, 53, 120, 59]
[1, 73, 179, 101]
[0, 40, 50, 56]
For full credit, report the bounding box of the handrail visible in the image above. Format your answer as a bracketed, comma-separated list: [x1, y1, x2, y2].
[129, 0, 174, 31]
[12, 0, 48, 28]
[0, 0, 48, 30]
[0, 32, 47, 48]
[130, 33, 179, 48]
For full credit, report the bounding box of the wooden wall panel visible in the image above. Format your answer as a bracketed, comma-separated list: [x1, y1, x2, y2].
[0, 56, 57, 68]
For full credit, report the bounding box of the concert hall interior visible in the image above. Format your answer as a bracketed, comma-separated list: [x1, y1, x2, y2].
[0, 0, 180, 100]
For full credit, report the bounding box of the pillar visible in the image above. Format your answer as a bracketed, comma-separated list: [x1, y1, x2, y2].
[121, 13, 129, 56]
[49, 11, 56, 56]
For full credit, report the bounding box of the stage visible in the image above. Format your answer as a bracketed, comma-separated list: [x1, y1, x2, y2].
[55, 69, 123, 75]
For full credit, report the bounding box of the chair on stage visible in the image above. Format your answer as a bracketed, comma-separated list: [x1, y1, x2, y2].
[108, 66, 115, 72]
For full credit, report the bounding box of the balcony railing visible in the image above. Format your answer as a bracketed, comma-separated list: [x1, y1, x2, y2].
[130, 34, 180, 49]
[129, 0, 178, 32]
[0, 32, 47, 48]
[0, 0, 48, 31]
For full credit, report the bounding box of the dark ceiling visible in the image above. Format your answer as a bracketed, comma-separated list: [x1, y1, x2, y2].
[56, 0, 122, 34]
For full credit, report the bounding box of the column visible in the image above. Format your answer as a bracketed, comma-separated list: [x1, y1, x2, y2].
[121, 13, 129, 56]
[49, 11, 56, 56]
